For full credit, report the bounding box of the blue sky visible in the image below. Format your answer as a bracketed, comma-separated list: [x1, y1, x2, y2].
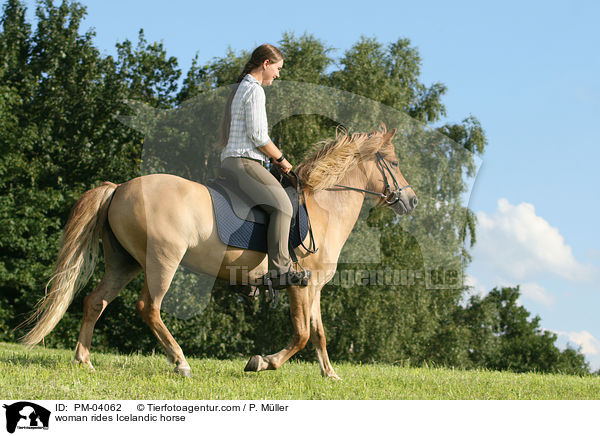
[21, 0, 600, 367]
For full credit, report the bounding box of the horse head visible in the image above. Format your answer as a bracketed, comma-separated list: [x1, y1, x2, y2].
[362, 127, 418, 216]
[296, 125, 418, 216]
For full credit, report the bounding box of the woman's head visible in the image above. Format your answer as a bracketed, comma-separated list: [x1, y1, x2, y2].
[218, 44, 284, 148]
[237, 43, 284, 85]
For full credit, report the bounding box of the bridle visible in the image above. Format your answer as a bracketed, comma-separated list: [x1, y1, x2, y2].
[268, 151, 411, 295]
[325, 152, 412, 206]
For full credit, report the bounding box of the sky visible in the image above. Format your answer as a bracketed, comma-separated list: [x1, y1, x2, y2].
[19, 0, 600, 368]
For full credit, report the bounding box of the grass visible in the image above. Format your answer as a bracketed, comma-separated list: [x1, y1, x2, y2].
[0, 341, 599, 400]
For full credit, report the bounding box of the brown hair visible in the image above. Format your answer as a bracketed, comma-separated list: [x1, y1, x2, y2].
[218, 44, 284, 148]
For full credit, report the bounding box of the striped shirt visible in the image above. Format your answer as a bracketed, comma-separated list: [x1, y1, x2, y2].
[220, 74, 271, 163]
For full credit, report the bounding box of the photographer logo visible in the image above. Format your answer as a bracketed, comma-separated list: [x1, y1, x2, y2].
[3, 402, 50, 433]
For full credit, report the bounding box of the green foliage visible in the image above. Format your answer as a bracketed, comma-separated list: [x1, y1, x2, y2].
[0, 0, 166, 346]
[461, 286, 589, 375]
[0, 0, 589, 376]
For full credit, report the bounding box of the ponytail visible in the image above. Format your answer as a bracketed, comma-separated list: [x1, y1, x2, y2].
[236, 61, 256, 84]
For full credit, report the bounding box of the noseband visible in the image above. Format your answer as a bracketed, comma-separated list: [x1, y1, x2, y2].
[326, 152, 411, 206]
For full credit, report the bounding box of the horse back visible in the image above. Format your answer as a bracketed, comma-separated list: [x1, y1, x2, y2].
[107, 174, 216, 265]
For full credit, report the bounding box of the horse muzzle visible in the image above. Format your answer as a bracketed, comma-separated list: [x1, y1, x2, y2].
[392, 189, 418, 215]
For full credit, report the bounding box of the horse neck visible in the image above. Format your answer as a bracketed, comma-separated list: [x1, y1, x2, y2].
[305, 162, 371, 258]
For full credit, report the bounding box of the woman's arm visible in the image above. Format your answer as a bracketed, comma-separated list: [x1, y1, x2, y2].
[245, 86, 292, 172]
[258, 142, 292, 173]
[245, 86, 271, 148]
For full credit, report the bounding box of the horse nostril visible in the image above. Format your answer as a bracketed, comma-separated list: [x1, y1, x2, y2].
[411, 197, 418, 209]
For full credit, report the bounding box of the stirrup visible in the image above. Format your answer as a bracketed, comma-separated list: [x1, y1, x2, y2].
[289, 264, 311, 287]
[260, 267, 312, 309]
[289, 268, 311, 286]
[270, 268, 311, 288]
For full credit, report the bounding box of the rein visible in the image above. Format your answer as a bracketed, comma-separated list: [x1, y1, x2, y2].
[290, 169, 318, 255]
[325, 152, 411, 205]
[273, 150, 409, 263]
[273, 167, 318, 256]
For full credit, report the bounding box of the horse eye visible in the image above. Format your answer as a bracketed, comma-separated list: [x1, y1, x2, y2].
[391, 161, 399, 167]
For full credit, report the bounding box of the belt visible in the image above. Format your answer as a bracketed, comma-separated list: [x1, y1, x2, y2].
[235, 156, 267, 167]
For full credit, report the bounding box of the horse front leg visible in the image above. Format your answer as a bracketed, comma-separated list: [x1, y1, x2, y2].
[309, 287, 340, 380]
[244, 285, 311, 372]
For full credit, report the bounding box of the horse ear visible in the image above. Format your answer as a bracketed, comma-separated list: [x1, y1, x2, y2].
[379, 128, 397, 150]
[386, 128, 397, 140]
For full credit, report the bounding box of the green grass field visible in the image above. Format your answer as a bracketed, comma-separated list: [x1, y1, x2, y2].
[0, 342, 598, 400]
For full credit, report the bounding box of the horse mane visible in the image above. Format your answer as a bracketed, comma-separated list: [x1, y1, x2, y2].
[296, 125, 393, 192]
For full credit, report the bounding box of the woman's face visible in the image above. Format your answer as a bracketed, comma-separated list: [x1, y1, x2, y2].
[261, 59, 283, 86]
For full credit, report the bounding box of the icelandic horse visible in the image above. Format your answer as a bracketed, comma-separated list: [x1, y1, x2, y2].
[22, 127, 417, 379]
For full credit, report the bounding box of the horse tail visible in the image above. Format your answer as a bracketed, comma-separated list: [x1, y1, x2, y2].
[21, 181, 119, 347]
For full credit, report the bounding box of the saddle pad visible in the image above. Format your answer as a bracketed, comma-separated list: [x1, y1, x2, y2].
[210, 180, 268, 224]
[206, 184, 309, 253]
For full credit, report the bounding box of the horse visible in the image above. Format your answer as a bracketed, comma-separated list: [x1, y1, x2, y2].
[21, 126, 418, 379]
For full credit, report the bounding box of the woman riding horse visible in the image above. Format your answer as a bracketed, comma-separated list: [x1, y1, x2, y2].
[220, 43, 310, 289]
[20, 60, 418, 378]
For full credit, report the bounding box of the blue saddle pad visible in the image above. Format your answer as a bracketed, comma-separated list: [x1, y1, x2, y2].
[206, 181, 309, 253]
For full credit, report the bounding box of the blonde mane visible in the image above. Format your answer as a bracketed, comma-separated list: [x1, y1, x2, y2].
[296, 126, 393, 192]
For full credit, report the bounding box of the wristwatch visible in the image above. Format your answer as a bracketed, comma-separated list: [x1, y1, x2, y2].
[275, 154, 285, 163]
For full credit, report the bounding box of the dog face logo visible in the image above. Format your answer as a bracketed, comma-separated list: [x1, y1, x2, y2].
[3, 402, 51, 433]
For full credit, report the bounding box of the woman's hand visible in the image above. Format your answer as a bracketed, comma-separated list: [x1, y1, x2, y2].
[276, 158, 292, 174]
[258, 142, 291, 172]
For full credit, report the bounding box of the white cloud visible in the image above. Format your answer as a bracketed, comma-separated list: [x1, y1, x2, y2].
[460, 275, 488, 307]
[473, 198, 594, 283]
[556, 330, 600, 356]
[463, 274, 555, 307]
[462, 276, 555, 308]
[519, 282, 555, 307]
[464, 274, 486, 296]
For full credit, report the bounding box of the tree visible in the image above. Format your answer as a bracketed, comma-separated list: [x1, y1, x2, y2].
[461, 286, 589, 375]
[1, 1, 588, 375]
[0, 0, 177, 346]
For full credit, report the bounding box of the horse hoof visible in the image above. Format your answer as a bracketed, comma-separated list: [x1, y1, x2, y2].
[322, 371, 341, 380]
[72, 358, 94, 371]
[244, 355, 263, 372]
[174, 366, 191, 377]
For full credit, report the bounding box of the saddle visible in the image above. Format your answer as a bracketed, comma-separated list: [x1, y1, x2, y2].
[205, 166, 310, 254]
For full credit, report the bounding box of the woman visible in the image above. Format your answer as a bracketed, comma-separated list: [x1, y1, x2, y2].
[220, 43, 310, 289]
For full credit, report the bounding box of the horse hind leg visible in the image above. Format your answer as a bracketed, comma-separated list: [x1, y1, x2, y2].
[136, 246, 191, 376]
[74, 226, 141, 369]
